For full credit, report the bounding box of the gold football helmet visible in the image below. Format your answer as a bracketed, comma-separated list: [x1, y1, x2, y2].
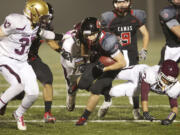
[24, 0, 49, 24]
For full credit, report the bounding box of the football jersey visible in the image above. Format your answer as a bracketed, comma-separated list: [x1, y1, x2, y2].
[62, 30, 81, 58]
[142, 65, 180, 98]
[101, 9, 146, 51]
[159, 5, 180, 47]
[0, 13, 38, 61]
[89, 31, 121, 62]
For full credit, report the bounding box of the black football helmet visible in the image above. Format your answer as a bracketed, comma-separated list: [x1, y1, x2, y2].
[80, 17, 101, 48]
[81, 17, 100, 36]
[39, 2, 54, 30]
[113, 0, 131, 15]
[157, 59, 179, 91]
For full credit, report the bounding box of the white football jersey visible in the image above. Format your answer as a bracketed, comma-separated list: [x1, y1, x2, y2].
[62, 30, 81, 58]
[142, 65, 180, 98]
[0, 13, 38, 61]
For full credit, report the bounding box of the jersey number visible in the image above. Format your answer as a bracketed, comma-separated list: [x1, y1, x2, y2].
[15, 37, 34, 55]
[120, 32, 131, 46]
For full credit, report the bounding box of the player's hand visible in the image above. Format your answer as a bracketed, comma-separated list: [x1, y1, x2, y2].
[161, 119, 172, 125]
[96, 61, 104, 72]
[143, 112, 155, 121]
[161, 112, 176, 125]
[92, 62, 104, 77]
[139, 49, 147, 60]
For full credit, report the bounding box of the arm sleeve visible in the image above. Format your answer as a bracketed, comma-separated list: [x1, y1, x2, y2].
[169, 97, 178, 108]
[141, 79, 150, 101]
[1, 14, 16, 35]
[102, 34, 120, 56]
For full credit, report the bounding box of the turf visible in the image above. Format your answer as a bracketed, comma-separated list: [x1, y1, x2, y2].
[0, 39, 180, 135]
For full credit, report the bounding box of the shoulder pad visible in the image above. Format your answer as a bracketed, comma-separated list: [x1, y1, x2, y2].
[132, 9, 146, 25]
[101, 32, 119, 53]
[142, 65, 159, 84]
[5, 13, 28, 28]
[100, 11, 116, 27]
[159, 6, 176, 22]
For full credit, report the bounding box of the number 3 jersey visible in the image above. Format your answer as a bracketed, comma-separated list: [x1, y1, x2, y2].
[142, 65, 180, 99]
[100, 9, 146, 65]
[0, 13, 38, 61]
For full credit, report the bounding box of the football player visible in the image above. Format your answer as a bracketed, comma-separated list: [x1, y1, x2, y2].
[109, 59, 180, 125]
[0, 0, 60, 130]
[159, 0, 180, 64]
[73, 17, 126, 126]
[98, 0, 149, 120]
[141, 60, 180, 125]
[60, 22, 87, 111]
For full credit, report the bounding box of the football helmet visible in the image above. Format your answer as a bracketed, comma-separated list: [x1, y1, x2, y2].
[113, 0, 131, 15]
[80, 17, 101, 48]
[157, 59, 179, 91]
[24, 0, 49, 25]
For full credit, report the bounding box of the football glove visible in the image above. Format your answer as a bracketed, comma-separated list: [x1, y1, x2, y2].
[143, 112, 155, 121]
[92, 62, 104, 77]
[139, 49, 147, 60]
[161, 112, 176, 125]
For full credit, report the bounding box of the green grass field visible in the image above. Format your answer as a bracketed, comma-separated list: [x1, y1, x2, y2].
[0, 39, 180, 135]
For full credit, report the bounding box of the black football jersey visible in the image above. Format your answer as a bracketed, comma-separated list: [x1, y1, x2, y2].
[89, 31, 122, 62]
[101, 9, 146, 52]
[159, 5, 180, 47]
[28, 35, 42, 59]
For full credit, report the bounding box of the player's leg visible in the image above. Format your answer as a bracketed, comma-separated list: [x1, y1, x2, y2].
[13, 62, 39, 130]
[0, 59, 24, 115]
[76, 70, 118, 125]
[29, 58, 56, 123]
[61, 57, 78, 111]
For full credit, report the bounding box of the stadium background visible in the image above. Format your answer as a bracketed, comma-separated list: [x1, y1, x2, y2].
[0, 0, 180, 135]
[0, 0, 168, 38]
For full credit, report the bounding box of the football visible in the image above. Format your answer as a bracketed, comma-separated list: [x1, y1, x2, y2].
[99, 56, 116, 66]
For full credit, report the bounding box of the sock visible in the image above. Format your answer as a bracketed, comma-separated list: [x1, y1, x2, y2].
[45, 101, 52, 113]
[16, 95, 38, 117]
[81, 109, 91, 120]
[133, 96, 139, 109]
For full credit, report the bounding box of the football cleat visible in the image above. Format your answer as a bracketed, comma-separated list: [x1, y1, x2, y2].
[44, 112, 56, 123]
[133, 109, 143, 120]
[12, 112, 27, 131]
[75, 117, 87, 126]
[66, 93, 76, 111]
[0, 103, 8, 115]
[98, 99, 112, 118]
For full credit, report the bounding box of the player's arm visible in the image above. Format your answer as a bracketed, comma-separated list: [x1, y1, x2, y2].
[139, 25, 149, 51]
[160, 8, 180, 38]
[0, 27, 7, 37]
[46, 40, 61, 52]
[141, 77, 155, 121]
[169, 23, 180, 38]
[103, 50, 126, 72]
[161, 97, 178, 125]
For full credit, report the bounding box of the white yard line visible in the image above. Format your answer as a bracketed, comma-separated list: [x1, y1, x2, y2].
[6, 105, 171, 108]
[0, 119, 180, 123]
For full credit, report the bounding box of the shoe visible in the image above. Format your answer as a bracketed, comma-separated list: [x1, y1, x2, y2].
[98, 99, 112, 118]
[66, 93, 76, 111]
[132, 109, 143, 120]
[44, 112, 56, 123]
[75, 117, 87, 126]
[0, 103, 8, 115]
[12, 112, 27, 131]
